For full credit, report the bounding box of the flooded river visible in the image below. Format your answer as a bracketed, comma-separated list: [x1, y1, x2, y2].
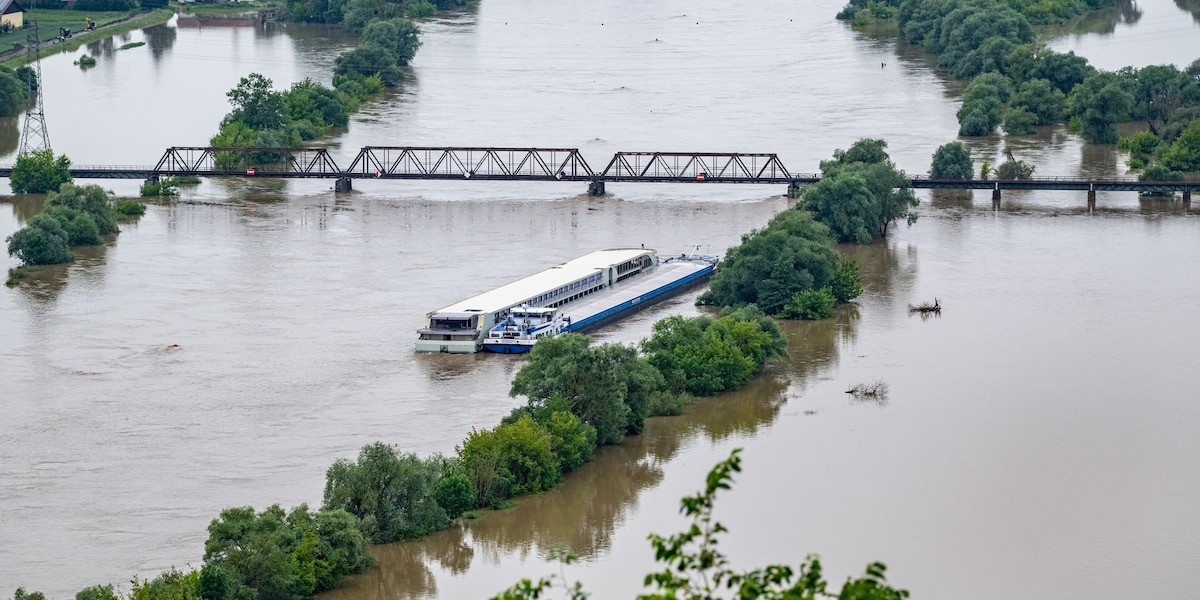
[2, 0, 1199, 598]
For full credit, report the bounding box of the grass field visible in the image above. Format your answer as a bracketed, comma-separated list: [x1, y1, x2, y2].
[0, 8, 174, 67]
[0, 9, 133, 53]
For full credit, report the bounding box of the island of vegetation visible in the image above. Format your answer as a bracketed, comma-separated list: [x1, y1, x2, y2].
[835, 0, 1200, 182]
[5, 151, 146, 285]
[209, 0, 467, 159]
[3, 172, 910, 597]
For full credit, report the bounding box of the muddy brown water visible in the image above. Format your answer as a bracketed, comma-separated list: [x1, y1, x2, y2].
[2, 0, 1199, 598]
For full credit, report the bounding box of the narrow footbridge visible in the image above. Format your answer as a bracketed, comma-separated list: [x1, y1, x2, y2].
[1, 146, 1195, 200]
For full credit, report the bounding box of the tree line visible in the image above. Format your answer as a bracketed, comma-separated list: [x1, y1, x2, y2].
[841, 0, 1200, 180]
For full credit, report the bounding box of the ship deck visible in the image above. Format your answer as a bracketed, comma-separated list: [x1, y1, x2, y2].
[562, 260, 713, 333]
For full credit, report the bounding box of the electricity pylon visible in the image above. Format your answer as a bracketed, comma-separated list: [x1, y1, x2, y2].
[19, 0, 50, 156]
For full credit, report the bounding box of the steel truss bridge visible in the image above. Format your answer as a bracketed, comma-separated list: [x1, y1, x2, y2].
[0, 146, 1195, 199]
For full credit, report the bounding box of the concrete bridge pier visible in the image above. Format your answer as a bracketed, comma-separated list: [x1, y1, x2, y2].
[144, 174, 159, 188]
[787, 181, 803, 199]
[1184, 189, 1192, 206]
[1087, 187, 1097, 210]
[588, 180, 606, 196]
[991, 185, 1001, 210]
[334, 177, 353, 192]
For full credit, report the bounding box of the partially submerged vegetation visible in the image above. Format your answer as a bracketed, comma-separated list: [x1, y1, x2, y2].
[837, 0, 1200, 180]
[492, 449, 908, 600]
[37, 306, 789, 598]
[5, 182, 146, 273]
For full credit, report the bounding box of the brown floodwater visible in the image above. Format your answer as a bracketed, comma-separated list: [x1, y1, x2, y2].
[2, 0, 1199, 598]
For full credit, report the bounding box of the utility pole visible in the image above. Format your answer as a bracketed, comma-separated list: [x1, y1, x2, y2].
[19, 0, 51, 156]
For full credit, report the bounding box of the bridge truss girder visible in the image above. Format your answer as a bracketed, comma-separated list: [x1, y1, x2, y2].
[152, 147, 342, 176]
[347, 147, 595, 180]
[599, 152, 793, 183]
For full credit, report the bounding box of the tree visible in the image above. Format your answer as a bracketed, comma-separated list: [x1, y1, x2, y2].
[359, 18, 422, 65]
[509, 334, 667, 446]
[6, 214, 74, 265]
[699, 210, 844, 314]
[994, 158, 1035, 179]
[203, 503, 372, 600]
[805, 138, 918, 241]
[1160, 118, 1200, 172]
[492, 450, 909, 600]
[75, 585, 119, 600]
[1031, 49, 1094, 94]
[1126, 64, 1198, 134]
[0, 66, 29, 117]
[1067, 71, 1133, 143]
[956, 81, 1003, 136]
[1002, 106, 1038, 135]
[640, 313, 785, 395]
[225, 73, 285, 131]
[334, 44, 405, 86]
[321, 442, 449, 543]
[929, 141, 973, 178]
[434, 468, 476, 518]
[47, 183, 119, 235]
[1010, 78, 1066, 124]
[10, 149, 73, 194]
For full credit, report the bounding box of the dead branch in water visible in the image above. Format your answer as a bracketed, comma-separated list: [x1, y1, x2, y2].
[846, 380, 889, 401]
[908, 298, 941, 314]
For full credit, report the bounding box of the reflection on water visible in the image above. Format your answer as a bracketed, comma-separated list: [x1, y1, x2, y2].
[1043, 0, 1143, 37]
[6, 194, 47, 223]
[1178, 0, 1200, 22]
[144, 23, 178, 61]
[325, 370, 800, 600]
[0, 115, 18, 156]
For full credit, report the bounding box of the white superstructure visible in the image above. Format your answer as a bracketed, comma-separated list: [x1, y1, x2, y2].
[416, 248, 658, 353]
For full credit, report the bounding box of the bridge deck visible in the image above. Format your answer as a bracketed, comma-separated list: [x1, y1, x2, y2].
[0, 147, 1195, 193]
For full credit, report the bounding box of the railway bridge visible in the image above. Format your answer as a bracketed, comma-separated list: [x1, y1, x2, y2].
[1, 146, 1195, 206]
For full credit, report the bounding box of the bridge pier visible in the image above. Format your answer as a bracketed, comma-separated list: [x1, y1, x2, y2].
[1087, 188, 1096, 210]
[787, 181, 803, 199]
[1184, 189, 1192, 206]
[144, 174, 159, 188]
[991, 186, 1001, 210]
[334, 177, 353, 193]
[587, 180, 606, 196]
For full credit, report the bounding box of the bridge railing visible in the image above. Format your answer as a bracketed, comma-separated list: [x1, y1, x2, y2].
[346, 147, 596, 180]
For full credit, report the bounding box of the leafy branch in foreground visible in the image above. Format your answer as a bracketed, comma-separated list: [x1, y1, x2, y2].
[492, 449, 909, 600]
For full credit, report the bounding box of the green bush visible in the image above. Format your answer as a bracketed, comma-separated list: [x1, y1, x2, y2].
[140, 179, 178, 197]
[10, 149, 73, 194]
[995, 159, 1036, 180]
[48, 184, 118, 235]
[322, 442, 450, 543]
[6, 214, 74, 265]
[113, 199, 148, 216]
[929, 141, 973, 179]
[434, 468, 476, 518]
[1160, 118, 1200, 172]
[203, 504, 374, 600]
[831, 259, 863, 303]
[779, 288, 837, 320]
[1002, 107, 1039, 135]
[641, 308, 787, 396]
[43, 206, 101, 246]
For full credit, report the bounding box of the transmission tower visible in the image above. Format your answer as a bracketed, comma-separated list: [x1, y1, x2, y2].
[19, 0, 50, 156]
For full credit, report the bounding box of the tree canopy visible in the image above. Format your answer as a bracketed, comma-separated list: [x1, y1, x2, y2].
[803, 138, 918, 243]
[9, 150, 73, 194]
[929, 141, 974, 178]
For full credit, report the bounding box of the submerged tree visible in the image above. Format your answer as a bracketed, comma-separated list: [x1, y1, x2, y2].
[802, 138, 918, 243]
[929, 141, 974, 179]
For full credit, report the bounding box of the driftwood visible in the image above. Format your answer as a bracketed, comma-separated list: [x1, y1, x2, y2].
[846, 380, 888, 401]
[908, 298, 941, 314]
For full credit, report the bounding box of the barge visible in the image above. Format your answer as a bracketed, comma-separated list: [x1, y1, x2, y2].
[416, 247, 716, 353]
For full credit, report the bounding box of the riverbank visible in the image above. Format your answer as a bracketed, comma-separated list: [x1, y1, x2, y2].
[0, 9, 174, 69]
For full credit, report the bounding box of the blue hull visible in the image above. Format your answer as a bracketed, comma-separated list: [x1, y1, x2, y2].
[565, 262, 716, 334]
[482, 343, 533, 354]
